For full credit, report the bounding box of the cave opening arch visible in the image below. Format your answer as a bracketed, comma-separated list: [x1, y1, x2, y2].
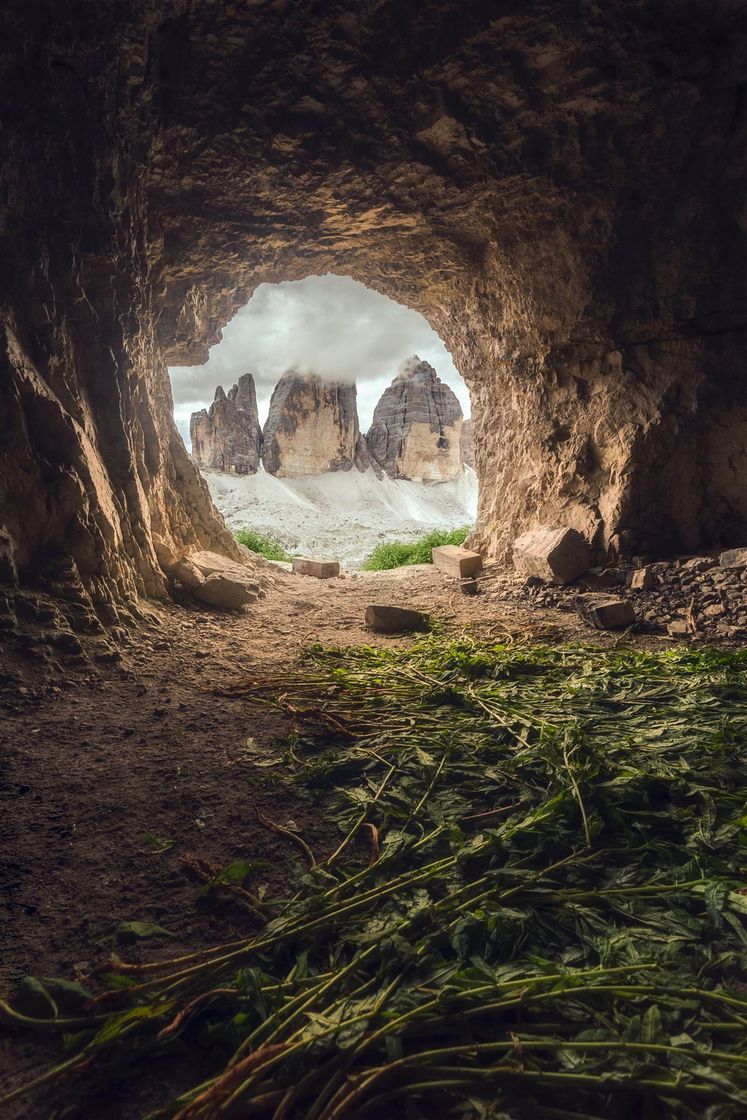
[1, 1, 745, 616]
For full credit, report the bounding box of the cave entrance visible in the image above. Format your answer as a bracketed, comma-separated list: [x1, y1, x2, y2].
[168, 275, 476, 570]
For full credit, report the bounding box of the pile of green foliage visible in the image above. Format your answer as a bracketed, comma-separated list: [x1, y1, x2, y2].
[360, 525, 470, 570]
[4, 640, 747, 1118]
[234, 527, 292, 562]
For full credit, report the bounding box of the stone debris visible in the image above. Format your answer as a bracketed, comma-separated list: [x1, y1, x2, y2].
[292, 558, 341, 579]
[719, 547, 747, 569]
[574, 593, 636, 630]
[366, 357, 464, 482]
[460, 579, 480, 596]
[365, 605, 430, 633]
[513, 527, 590, 585]
[630, 566, 654, 591]
[431, 545, 482, 579]
[193, 574, 257, 610]
[667, 619, 691, 637]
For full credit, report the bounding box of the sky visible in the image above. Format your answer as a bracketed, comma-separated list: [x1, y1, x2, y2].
[169, 274, 471, 445]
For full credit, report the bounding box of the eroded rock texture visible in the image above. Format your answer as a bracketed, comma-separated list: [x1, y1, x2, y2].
[262, 372, 367, 476]
[2, 1, 746, 611]
[190, 374, 262, 474]
[367, 357, 463, 481]
[460, 420, 475, 471]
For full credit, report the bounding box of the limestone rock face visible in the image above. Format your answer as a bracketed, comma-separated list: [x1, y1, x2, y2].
[262, 372, 367, 477]
[190, 374, 262, 474]
[460, 420, 475, 470]
[367, 358, 463, 482]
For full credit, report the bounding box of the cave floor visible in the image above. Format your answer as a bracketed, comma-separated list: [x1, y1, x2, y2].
[0, 560, 732, 1116]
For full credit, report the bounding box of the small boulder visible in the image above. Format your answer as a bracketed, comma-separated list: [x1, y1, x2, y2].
[292, 558, 340, 579]
[719, 547, 747, 568]
[513, 527, 590, 585]
[194, 574, 257, 610]
[365, 605, 430, 633]
[432, 545, 482, 579]
[667, 619, 691, 638]
[574, 593, 636, 630]
[630, 567, 654, 591]
[171, 557, 205, 590]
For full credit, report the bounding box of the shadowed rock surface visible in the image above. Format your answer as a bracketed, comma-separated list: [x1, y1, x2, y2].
[190, 374, 262, 474]
[367, 357, 463, 481]
[262, 372, 368, 476]
[1, 2, 746, 615]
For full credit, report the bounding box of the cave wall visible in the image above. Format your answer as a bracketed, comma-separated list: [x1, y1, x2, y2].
[2, 0, 746, 608]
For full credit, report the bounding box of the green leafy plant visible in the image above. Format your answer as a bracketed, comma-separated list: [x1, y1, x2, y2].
[234, 528, 292, 562]
[4, 640, 747, 1118]
[361, 525, 471, 570]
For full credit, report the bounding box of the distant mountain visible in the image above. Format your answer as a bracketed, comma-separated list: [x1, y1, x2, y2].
[366, 356, 463, 482]
[190, 358, 469, 482]
[190, 373, 262, 474]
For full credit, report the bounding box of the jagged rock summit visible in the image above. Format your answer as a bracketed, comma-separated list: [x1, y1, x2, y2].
[190, 374, 262, 475]
[366, 357, 463, 482]
[262, 371, 369, 477]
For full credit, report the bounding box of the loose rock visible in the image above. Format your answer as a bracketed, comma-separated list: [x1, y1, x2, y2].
[574, 594, 636, 630]
[719, 548, 747, 568]
[292, 558, 341, 579]
[194, 575, 257, 610]
[432, 545, 482, 579]
[513, 527, 590, 585]
[365, 605, 430, 633]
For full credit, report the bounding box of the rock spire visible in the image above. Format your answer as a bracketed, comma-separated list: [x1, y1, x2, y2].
[261, 372, 369, 477]
[190, 373, 262, 474]
[366, 357, 463, 482]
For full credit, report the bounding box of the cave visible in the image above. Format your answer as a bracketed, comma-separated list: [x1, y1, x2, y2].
[3, 1, 746, 618]
[3, 3, 747, 1117]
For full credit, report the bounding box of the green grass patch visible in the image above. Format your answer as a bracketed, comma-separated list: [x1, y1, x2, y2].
[234, 527, 292, 562]
[7, 640, 747, 1118]
[360, 525, 471, 570]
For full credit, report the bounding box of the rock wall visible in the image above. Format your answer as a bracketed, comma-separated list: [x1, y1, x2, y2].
[367, 358, 463, 482]
[190, 374, 262, 474]
[1, 1, 746, 613]
[460, 420, 475, 471]
[262, 372, 368, 477]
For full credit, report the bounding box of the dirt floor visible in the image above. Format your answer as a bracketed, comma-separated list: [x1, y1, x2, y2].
[0, 560, 716, 1115]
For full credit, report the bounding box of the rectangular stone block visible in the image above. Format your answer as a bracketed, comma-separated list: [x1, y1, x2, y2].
[513, 527, 590, 585]
[630, 566, 654, 591]
[365, 605, 430, 633]
[292, 557, 340, 579]
[574, 593, 636, 630]
[431, 545, 482, 578]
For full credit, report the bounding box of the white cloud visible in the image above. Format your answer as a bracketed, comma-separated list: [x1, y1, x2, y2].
[169, 274, 471, 444]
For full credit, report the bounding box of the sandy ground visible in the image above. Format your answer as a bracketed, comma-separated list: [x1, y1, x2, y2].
[0, 561, 687, 1117]
[205, 466, 478, 566]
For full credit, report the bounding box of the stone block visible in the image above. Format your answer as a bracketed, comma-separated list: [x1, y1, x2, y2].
[194, 574, 257, 609]
[365, 605, 430, 633]
[292, 557, 340, 579]
[574, 593, 636, 630]
[513, 527, 589, 585]
[719, 547, 747, 568]
[630, 566, 654, 590]
[431, 545, 482, 579]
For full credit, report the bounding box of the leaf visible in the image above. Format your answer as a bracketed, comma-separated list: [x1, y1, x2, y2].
[641, 1004, 662, 1044]
[14, 977, 58, 1020]
[212, 859, 270, 886]
[113, 920, 174, 944]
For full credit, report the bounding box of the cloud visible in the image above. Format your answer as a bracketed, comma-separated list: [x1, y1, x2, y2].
[169, 274, 471, 443]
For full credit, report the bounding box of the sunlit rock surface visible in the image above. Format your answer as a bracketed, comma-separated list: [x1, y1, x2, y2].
[190, 374, 262, 475]
[262, 372, 368, 477]
[367, 358, 463, 482]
